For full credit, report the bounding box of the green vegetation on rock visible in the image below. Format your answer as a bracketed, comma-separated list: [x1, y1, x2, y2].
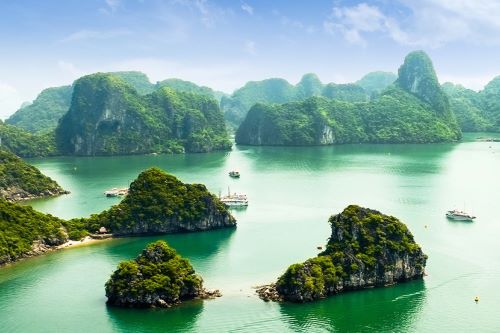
[270, 205, 426, 302]
[442, 82, 491, 132]
[105, 240, 204, 308]
[221, 74, 371, 128]
[111, 71, 155, 95]
[78, 167, 236, 235]
[156, 78, 226, 101]
[0, 121, 59, 157]
[0, 148, 67, 201]
[55, 73, 231, 155]
[6, 86, 72, 133]
[0, 199, 70, 265]
[236, 51, 461, 145]
[478, 77, 500, 131]
[356, 71, 397, 97]
[0, 167, 235, 266]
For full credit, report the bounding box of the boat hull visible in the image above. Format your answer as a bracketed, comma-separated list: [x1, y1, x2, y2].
[446, 213, 475, 221]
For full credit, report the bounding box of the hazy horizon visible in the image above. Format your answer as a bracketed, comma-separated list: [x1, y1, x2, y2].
[2, 0, 500, 119]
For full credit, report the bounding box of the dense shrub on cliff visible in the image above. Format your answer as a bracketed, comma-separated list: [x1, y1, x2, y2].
[0, 122, 59, 158]
[0, 167, 234, 265]
[0, 199, 69, 264]
[236, 51, 461, 145]
[271, 205, 426, 302]
[6, 86, 72, 133]
[55, 73, 231, 155]
[81, 167, 236, 235]
[5, 72, 156, 135]
[221, 74, 370, 127]
[0, 149, 67, 201]
[442, 83, 491, 132]
[355, 71, 397, 97]
[235, 98, 367, 145]
[156, 78, 225, 101]
[478, 77, 500, 131]
[105, 240, 204, 308]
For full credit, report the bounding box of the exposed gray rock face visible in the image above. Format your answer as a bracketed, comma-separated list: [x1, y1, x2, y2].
[395, 50, 451, 117]
[1, 185, 69, 202]
[55, 73, 231, 156]
[261, 205, 427, 303]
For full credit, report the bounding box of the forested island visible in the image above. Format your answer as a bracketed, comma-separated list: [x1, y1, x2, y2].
[0, 148, 68, 201]
[105, 240, 220, 308]
[0, 167, 235, 266]
[1, 72, 231, 157]
[257, 205, 427, 302]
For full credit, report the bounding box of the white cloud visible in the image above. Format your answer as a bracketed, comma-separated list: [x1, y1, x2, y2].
[99, 0, 121, 14]
[107, 57, 263, 93]
[243, 40, 257, 55]
[276, 11, 316, 34]
[60, 29, 131, 43]
[172, 0, 232, 28]
[105, 0, 120, 11]
[0, 82, 23, 120]
[325, 1, 500, 47]
[439, 73, 493, 91]
[241, 2, 253, 15]
[57, 61, 86, 81]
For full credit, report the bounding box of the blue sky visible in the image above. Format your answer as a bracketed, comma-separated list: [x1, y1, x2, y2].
[2, 0, 500, 118]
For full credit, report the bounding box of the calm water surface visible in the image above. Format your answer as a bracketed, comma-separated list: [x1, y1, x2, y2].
[1, 133, 500, 332]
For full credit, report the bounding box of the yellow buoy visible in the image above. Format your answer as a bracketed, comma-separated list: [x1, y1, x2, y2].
[475, 296, 479, 302]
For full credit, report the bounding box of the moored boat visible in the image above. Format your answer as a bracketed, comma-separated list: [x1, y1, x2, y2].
[446, 209, 476, 221]
[229, 171, 241, 178]
[220, 188, 248, 207]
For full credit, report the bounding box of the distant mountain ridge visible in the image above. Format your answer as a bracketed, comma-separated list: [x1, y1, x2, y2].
[235, 51, 461, 146]
[221, 72, 393, 128]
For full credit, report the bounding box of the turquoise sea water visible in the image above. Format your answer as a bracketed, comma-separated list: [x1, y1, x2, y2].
[1, 133, 500, 332]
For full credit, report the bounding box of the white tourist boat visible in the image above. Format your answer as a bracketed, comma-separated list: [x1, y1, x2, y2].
[229, 171, 241, 178]
[220, 188, 248, 207]
[446, 209, 476, 221]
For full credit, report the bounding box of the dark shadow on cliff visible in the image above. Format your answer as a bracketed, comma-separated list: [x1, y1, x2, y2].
[277, 279, 426, 332]
[106, 298, 204, 333]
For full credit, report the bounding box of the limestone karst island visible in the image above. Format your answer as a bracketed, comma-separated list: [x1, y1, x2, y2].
[0, 1, 498, 332]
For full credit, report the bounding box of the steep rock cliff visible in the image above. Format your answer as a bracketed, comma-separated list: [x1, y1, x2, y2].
[55, 73, 231, 155]
[259, 205, 426, 303]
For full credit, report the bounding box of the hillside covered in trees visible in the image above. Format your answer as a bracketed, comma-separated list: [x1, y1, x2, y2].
[235, 51, 461, 146]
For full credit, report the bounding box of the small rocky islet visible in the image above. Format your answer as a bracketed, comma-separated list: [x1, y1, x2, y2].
[257, 205, 427, 303]
[105, 240, 221, 308]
